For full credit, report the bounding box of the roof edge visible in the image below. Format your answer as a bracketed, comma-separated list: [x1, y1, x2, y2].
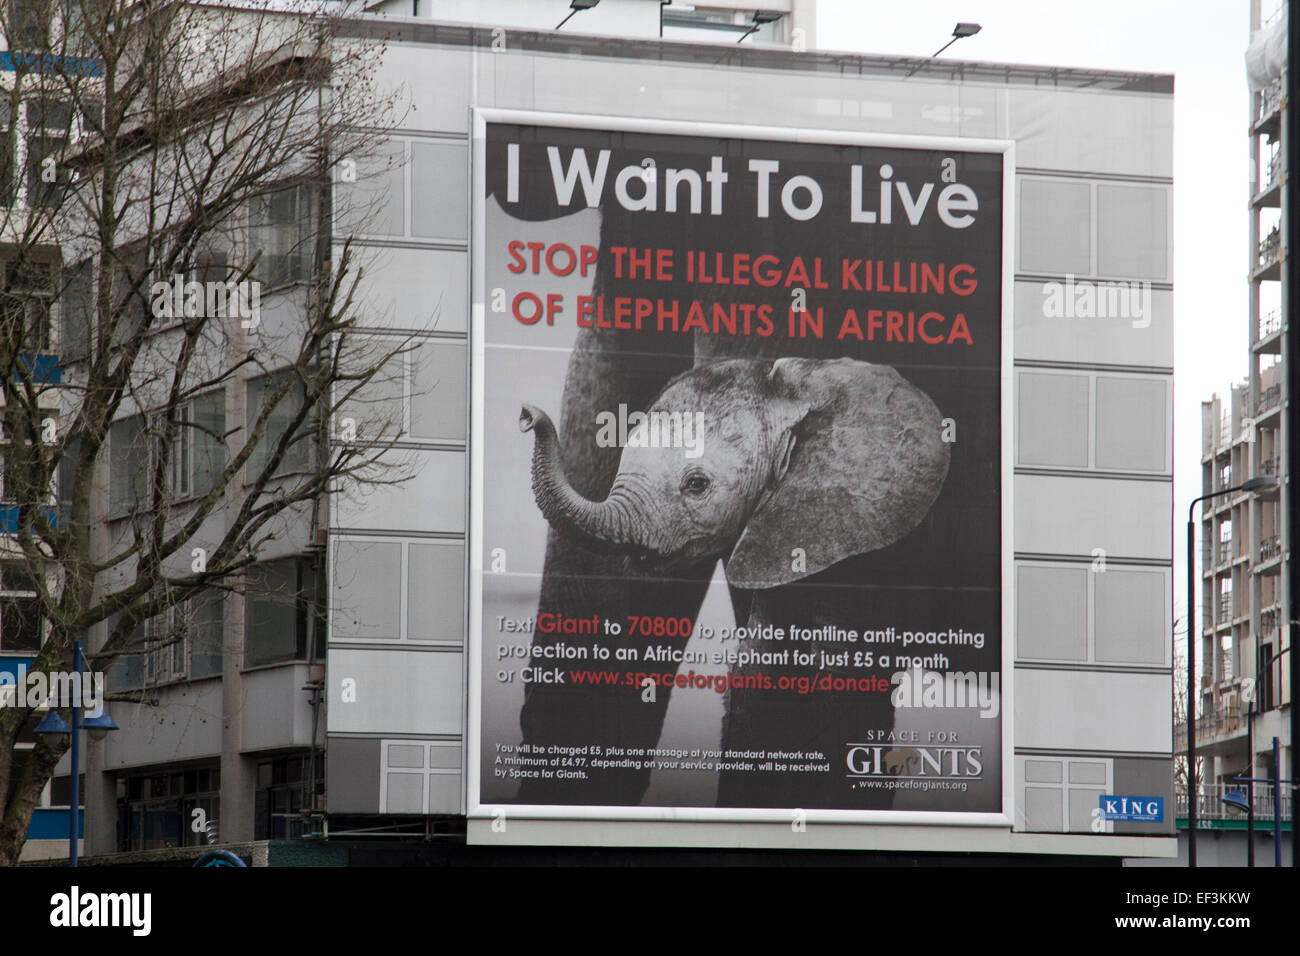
[337, 17, 1173, 95]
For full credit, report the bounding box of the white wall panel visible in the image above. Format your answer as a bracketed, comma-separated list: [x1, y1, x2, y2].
[242, 664, 317, 751]
[328, 648, 464, 734]
[1014, 475, 1170, 559]
[1014, 281, 1172, 367]
[334, 449, 466, 532]
[1015, 669, 1170, 753]
[1007, 88, 1173, 177]
[348, 246, 468, 333]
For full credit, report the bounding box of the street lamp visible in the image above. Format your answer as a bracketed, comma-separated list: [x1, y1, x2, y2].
[905, 22, 983, 77]
[556, 0, 600, 31]
[1185, 474, 1277, 867]
[34, 641, 117, 867]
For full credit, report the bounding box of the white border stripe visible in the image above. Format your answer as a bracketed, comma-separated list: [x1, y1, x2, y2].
[468, 107, 1015, 828]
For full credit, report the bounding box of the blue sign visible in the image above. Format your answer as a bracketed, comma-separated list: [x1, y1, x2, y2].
[1099, 795, 1164, 822]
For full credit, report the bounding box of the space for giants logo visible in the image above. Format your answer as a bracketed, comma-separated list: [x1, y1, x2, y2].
[845, 742, 984, 778]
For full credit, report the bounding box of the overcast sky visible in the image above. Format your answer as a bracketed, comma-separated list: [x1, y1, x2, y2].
[816, 0, 1265, 642]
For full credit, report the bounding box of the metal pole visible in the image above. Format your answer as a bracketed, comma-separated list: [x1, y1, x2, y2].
[1187, 512, 1198, 866]
[69, 641, 81, 868]
[1286, 0, 1299, 871]
[1274, 736, 1283, 867]
[1247, 704, 1256, 866]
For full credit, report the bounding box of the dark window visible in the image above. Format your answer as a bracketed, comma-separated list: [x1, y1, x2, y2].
[0, 98, 14, 206]
[104, 612, 146, 692]
[1259, 644, 1275, 711]
[116, 764, 221, 851]
[49, 773, 85, 807]
[249, 183, 318, 287]
[7, 1, 51, 50]
[244, 556, 323, 667]
[187, 390, 226, 499]
[25, 98, 71, 207]
[56, 435, 82, 519]
[255, 753, 323, 840]
[0, 561, 40, 651]
[1, 257, 55, 351]
[246, 371, 315, 478]
[108, 415, 148, 517]
[188, 590, 223, 679]
[59, 260, 93, 361]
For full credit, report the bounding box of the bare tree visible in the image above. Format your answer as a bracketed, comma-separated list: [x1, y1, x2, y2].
[1172, 619, 1205, 805]
[0, 0, 409, 864]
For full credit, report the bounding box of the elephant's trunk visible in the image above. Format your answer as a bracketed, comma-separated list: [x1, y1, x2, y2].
[519, 404, 643, 547]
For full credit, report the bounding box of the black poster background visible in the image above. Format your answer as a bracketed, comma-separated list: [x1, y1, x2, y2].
[476, 121, 1004, 815]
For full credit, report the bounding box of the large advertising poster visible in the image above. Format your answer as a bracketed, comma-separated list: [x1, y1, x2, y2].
[470, 112, 1012, 823]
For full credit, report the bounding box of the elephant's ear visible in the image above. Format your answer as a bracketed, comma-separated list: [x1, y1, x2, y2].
[725, 357, 951, 590]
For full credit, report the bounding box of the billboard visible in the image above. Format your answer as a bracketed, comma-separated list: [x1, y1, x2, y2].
[469, 111, 1014, 825]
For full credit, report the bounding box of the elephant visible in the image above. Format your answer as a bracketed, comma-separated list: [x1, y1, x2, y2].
[519, 356, 951, 590]
[515, 356, 954, 809]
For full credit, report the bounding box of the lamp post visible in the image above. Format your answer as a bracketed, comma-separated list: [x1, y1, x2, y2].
[34, 641, 117, 867]
[905, 22, 983, 77]
[1185, 475, 1277, 866]
[556, 0, 600, 31]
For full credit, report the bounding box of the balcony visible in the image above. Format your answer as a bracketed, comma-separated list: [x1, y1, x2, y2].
[1255, 78, 1283, 138]
[1253, 153, 1283, 208]
[1258, 384, 1281, 413]
[1255, 227, 1282, 280]
[1216, 540, 1233, 565]
[1216, 603, 1232, 625]
[1258, 535, 1281, 564]
[1175, 783, 1293, 828]
[1259, 308, 1281, 339]
[1175, 707, 1247, 748]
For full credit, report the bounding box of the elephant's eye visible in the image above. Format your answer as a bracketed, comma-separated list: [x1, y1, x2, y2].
[681, 473, 711, 496]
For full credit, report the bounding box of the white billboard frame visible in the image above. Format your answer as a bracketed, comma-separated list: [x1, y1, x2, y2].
[466, 107, 1016, 829]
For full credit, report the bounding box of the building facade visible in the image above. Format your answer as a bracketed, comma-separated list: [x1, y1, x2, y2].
[1186, 0, 1293, 861]
[11, 0, 1177, 862]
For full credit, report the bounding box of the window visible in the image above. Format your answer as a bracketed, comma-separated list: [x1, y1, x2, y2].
[1259, 644, 1275, 711]
[0, 560, 40, 652]
[244, 555, 324, 667]
[108, 415, 148, 517]
[118, 765, 220, 851]
[5, 0, 51, 51]
[104, 612, 145, 691]
[246, 371, 315, 479]
[60, 260, 92, 361]
[0, 98, 14, 206]
[248, 183, 318, 287]
[25, 97, 72, 207]
[165, 392, 226, 500]
[1, 256, 55, 351]
[105, 590, 224, 689]
[661, 6, 785, 43]
[109, 390, 226, 516]
[255, 753, 322, 840]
